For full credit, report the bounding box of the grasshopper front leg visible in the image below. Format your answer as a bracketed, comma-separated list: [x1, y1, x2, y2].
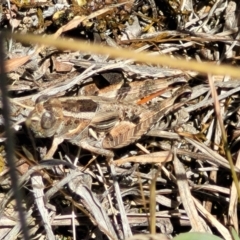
[43, 137, 64, 159]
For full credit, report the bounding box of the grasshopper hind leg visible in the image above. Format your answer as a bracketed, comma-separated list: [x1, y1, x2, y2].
[79, 139, 114, 159]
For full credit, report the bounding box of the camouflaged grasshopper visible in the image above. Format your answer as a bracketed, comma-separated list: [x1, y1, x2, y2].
[27, 76, 191, 159]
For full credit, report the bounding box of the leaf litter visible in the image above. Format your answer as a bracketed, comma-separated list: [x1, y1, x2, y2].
[0, 0, 240, 239]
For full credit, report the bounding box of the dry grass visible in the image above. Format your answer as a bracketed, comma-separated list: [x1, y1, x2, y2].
[0, 0, 240, 239]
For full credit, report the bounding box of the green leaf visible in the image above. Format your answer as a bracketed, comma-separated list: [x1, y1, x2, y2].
[231, 227, 240, 240]
[173, 232, 222, 240]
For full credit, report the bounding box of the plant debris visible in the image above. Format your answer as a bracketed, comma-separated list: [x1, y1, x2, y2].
[0, 0, 240, 239]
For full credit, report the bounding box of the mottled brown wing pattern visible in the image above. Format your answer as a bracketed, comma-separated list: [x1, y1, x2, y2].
[81, 75, 187, 102]
[102, 110, 155, 149]
[102, 86, 192, 149]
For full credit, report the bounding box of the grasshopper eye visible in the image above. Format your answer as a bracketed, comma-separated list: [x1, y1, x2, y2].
[41, 111, 56, 129]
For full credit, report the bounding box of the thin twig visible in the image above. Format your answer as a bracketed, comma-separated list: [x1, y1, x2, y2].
[0, 34, 29, 239]
[208, 74, 240, 202]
